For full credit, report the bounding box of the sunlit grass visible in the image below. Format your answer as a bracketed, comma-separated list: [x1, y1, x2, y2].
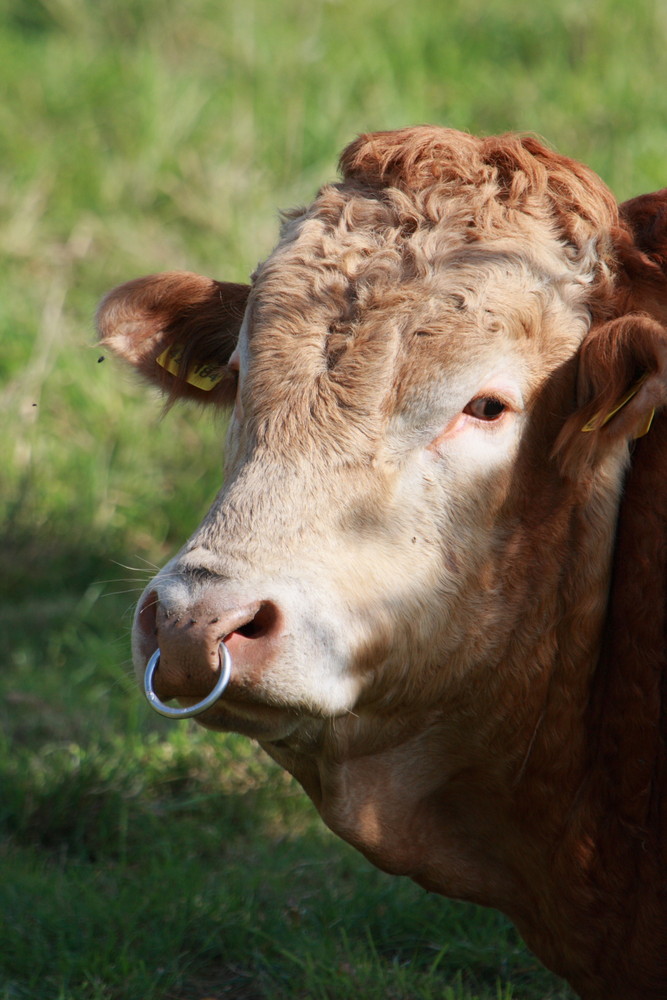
[3, 0, 665, 995]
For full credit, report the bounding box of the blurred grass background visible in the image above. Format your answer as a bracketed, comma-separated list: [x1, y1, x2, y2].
[1, 0, 665, 997]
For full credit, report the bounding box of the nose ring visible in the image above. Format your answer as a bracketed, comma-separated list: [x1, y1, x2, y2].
[143, 641, 232, 719]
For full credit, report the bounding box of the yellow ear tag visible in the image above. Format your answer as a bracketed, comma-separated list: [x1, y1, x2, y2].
[156, 347, 224, 391]
[633, 406, 656, 439]
[581, 375, 651, 437]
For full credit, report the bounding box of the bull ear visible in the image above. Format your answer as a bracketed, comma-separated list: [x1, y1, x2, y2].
[555, 189, 667, 475]
[554, 313, 667, 476]
[616, 188, 667, 324]
[97, 271, 250, 407]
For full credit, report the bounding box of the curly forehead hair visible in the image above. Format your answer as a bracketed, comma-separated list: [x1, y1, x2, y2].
[339, 126, 619, 245]
[272, 127, 622, 326]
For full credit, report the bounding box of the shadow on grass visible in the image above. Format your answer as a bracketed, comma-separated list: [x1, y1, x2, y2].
[0, 759, 561, 1000]
[0, 716, 573, 1000]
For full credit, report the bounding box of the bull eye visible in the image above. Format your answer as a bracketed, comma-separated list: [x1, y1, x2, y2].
[464, 396, 507, 421]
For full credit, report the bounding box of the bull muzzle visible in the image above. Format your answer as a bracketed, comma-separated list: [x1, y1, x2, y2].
[143, 641, 232, 718]
[135, 587, 285, 721]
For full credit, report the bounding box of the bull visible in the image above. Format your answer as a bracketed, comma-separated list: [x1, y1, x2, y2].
[98, 127, 667, 999]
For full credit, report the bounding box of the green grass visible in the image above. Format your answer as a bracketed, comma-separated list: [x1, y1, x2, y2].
[2, 0, 666, 995]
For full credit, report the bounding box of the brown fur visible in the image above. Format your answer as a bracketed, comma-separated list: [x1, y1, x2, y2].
[617, 188, 667, 323]
[554, 312, 667, 473]
[340, 126, 619, 316]
[97, 271, 248, 406]
[98, 128, 667, 1000]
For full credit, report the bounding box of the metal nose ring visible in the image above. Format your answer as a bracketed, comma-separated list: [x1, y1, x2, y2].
[143, 641, 232, 719]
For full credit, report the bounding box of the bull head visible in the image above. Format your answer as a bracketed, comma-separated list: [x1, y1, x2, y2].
[98, 128, 667, 1000]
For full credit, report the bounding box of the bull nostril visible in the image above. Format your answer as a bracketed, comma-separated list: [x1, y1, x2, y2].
[138, 590, 159, 639]
[229, 601, 279, 641]
[237, 622, 260, 638]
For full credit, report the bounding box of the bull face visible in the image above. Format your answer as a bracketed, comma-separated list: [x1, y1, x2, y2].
[98, 127, 665, 754]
